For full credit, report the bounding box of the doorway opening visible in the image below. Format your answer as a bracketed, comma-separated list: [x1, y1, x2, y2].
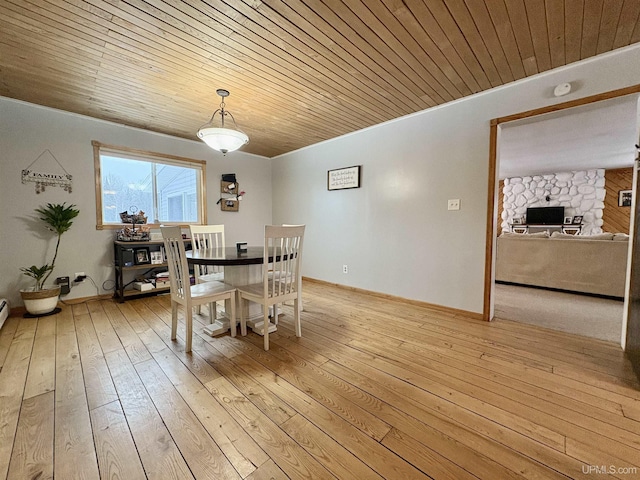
[484, 85, 640, 341]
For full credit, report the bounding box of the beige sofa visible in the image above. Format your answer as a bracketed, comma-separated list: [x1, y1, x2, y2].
[496, 234, 629, 298]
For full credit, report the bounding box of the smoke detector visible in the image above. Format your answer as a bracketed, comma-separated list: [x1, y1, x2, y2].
[553, 83, 572, 97]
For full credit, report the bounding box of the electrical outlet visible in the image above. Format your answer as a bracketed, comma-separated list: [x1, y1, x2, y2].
[343, 265, 348, 274]
[447, 199, 460, 211]
[74, 272, 86, 282]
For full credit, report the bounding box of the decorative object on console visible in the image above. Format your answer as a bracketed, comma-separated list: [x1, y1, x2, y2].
[563, 216, 573, 224]
[134, 248, 151, 265]
[150, 251, 163, 264]
[572, 215, 583, 224]
[197, 89, 249, 154]
[116, 206, 150, 241]
[19, 203, 79, 316]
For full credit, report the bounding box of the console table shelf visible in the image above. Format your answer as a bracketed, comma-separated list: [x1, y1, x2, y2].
[113, 239, 189, 302]
[509, 223, 582, 235]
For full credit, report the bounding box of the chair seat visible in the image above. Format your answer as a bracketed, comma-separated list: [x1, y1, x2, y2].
[237, 282, 297, 300]
[197, 271, 225, 283]
[191, 281, 234, 300]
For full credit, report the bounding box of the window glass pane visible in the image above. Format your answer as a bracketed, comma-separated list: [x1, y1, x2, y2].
[98, 149, 202, 226]
[167, 194, 184, 222]
[156, 164, 198, 223]
[101, 156, 154, 223]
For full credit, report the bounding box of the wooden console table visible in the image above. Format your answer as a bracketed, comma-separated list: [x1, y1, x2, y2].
[509, 223, 582, 235]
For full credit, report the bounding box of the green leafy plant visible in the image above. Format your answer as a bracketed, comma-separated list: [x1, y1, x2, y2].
[20, 203, 80, 291]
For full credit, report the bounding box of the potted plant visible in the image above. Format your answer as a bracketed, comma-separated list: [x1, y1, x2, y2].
[20, 203, 80, 315]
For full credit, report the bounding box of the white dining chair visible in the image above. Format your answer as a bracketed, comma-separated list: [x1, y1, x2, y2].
[161, 226, 236, 353]
[189, 224, 225, 283]
[238, 225, 305, 350]
[268, 224, 304, 317]
[190, 224, 225, 316]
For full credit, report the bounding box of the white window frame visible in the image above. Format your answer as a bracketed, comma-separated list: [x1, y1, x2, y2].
[93, 141, 207, 229]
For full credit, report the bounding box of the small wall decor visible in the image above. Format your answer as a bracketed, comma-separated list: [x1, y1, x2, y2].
[221, 199, 239, 212]
[618, 189, 632, 207]
[217, 173, 245, 211]
[21, 149, 73, 193]
[328, 165, 361, 190]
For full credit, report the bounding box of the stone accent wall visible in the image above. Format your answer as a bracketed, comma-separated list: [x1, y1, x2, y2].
[501, 169, 605, 235]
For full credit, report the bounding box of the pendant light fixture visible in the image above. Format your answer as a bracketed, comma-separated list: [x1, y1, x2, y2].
[197, 89, 249, 154]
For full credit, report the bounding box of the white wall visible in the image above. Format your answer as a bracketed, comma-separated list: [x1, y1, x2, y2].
[0, 98, 271, 309]
[272, 45, 640, 314]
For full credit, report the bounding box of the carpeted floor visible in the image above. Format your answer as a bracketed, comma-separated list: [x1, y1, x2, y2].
[494, 283, 624, 343]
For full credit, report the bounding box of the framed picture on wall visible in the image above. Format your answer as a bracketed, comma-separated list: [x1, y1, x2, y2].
[619, 189, 632, 207]
[328, 165, 361, 190]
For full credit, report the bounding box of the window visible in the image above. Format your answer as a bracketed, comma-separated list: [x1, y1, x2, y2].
[93, 141, 206, 229]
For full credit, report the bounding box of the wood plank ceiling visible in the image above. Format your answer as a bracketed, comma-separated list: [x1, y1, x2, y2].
[1, 0, 639, 158]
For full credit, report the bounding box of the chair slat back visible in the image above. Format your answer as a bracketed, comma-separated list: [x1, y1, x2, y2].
[161, 226, 190, 303]
[190, 225, 225, 276]
[264, 225, 305, 299]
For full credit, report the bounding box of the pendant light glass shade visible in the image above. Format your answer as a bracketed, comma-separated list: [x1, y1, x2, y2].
[197, 89, 248, 154]
[197, 127, 249, 154]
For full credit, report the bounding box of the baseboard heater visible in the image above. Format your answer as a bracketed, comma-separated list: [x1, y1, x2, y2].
[0, 299, 8, 330]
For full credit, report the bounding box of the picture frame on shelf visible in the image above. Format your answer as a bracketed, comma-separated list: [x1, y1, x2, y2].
[563, 216, 573, 225]
[619, 189, 632, 207]
[134, 247, 151, 265]
[150, 251, 163, 265]
[511, 216, 523, 225]
[572, 215, 583, 225]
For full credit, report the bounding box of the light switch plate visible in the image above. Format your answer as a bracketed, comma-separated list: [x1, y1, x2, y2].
[448, 199, 460, 210]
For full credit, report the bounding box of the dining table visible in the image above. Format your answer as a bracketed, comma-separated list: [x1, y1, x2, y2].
[185, 246, 279, 337]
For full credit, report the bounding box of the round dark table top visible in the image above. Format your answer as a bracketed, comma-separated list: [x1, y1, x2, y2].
[186, 246, 270, 266]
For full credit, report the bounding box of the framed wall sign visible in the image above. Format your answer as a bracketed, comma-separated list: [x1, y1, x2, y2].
[328, 165, 361, 190]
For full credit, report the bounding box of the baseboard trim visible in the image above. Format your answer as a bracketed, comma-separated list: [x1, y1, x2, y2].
[302, 277, 484, 321]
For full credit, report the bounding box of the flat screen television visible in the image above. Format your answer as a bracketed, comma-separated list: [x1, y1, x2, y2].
[525, 206, 565, 225]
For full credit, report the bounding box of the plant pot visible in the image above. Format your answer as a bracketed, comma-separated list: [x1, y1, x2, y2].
[20, 285, 61, 316]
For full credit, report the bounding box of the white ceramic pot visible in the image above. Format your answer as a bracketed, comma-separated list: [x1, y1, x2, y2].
[20, 285, 61, 315]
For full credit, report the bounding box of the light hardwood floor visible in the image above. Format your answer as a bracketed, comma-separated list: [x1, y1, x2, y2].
[1, 280, 640, 479]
